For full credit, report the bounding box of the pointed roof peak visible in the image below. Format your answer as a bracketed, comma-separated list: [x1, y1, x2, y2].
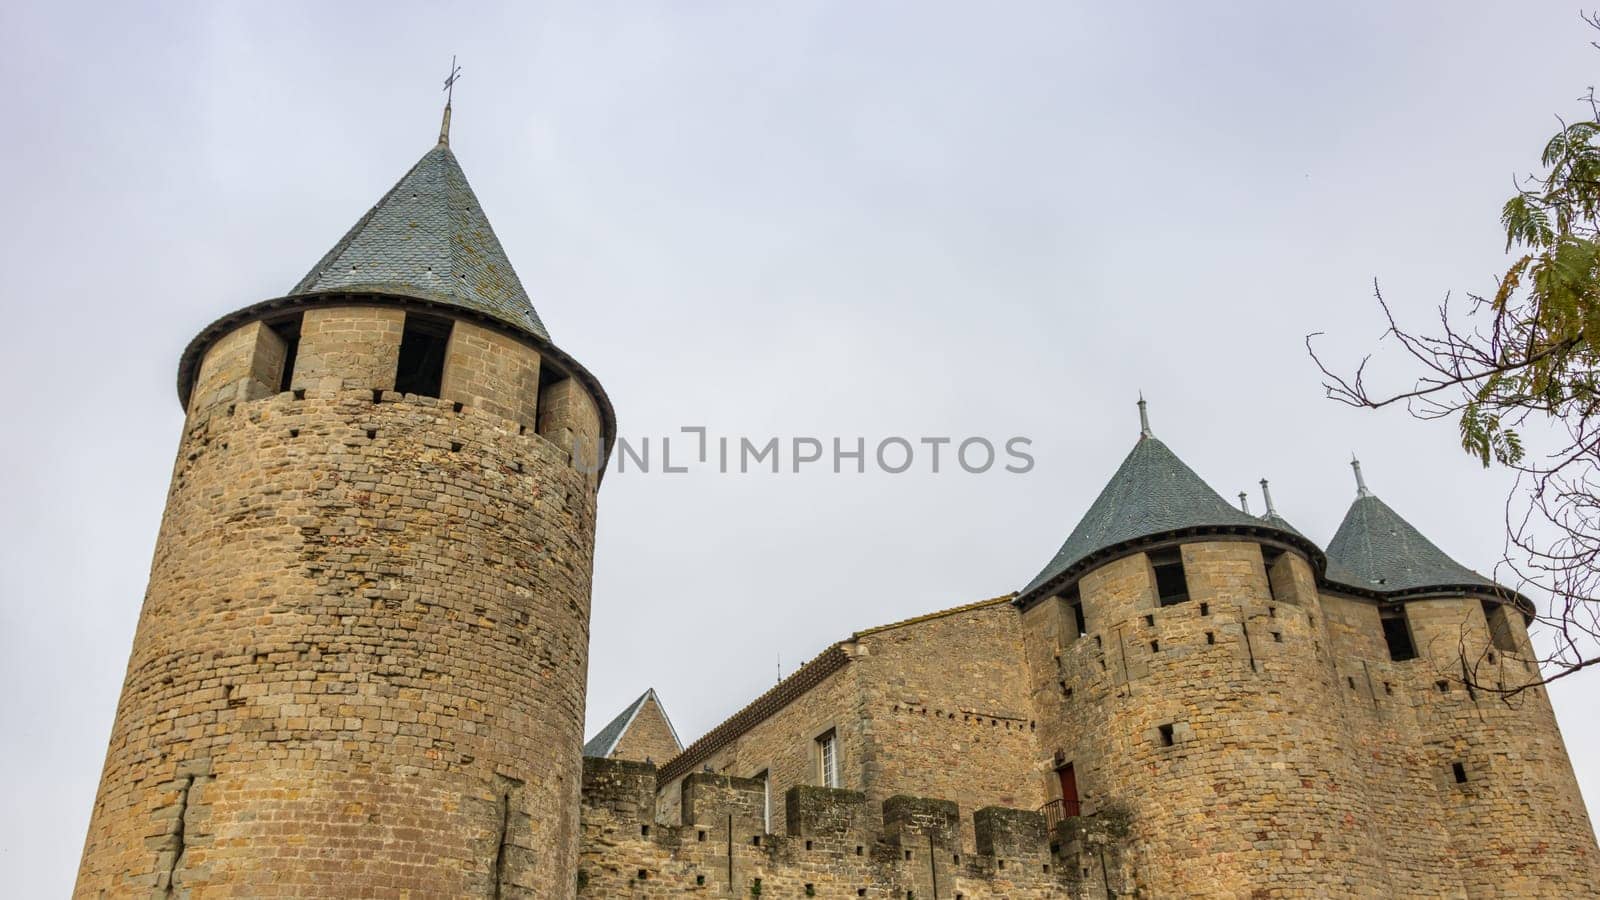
[1017, 433, 1312, 604]
[583, 688, 683, 760]
[1137, 393, 1153, 439]
[289, 140, 549, 340]
[1324, 491, 1503, 596]
[1351, 455, 1373, 498]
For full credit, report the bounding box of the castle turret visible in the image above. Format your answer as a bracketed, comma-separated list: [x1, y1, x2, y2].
[74, 116, 614, 898]
[1016, 402, 1383, 895]
[1323, 463, 1600, 894]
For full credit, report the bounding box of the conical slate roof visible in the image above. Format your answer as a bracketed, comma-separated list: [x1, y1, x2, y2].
[1324, 493, 1501, 596]
[290, 142, 548, 340]
[1018, 435, 1298, 603]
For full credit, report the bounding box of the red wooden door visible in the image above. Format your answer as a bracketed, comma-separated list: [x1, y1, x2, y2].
[1057, 763, 1080, 817]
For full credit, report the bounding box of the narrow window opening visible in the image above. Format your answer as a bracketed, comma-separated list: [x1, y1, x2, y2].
[817, 730, 840, 788]
[1437, 680, 1450, 693]
[1271, 631, 1282, 643]
[1262, 546, 1284, 603]
[1150, 640, 1160, 653]
[269, 316, 302, 394]
[640, 824, 649, 837]
[394, 313, 451, 398]
[1199, 602, 1210, 616]
[754, 769, 770, 833]
[1381, 606, 1418, 662]
[637, 868, 648, 880]
[1206, 631, 1215, 645]
[752, 835, 762, 847]
[697, 830, 706, 842]
[1481, 599, 1519, 652]
[904, 849, 913, 860]
[1151, 549, 1190, 606]
[697, 874, 706, 886]
[805, 840, 813, 851]
[1058, 584, 1086, 643]
[1383, 682, 1393, 695]
[1143, 614, 1155, 627]
[1347, 676, 1357, 690]
[856, 845, 864, 856]
[1269, 606, 1277, 618]
[1452, 762, 1468, 784]
[1157, 723, 1175, 746]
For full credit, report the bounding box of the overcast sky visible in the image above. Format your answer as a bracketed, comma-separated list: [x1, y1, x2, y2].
[4, 2, 1599, 894]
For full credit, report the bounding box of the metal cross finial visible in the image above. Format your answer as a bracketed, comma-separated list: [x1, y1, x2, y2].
[1137, 393, 1152, 439]
[438, 55, 463, 145]
[444, 55, 463, 104]
[1238, 492, 1251, 515]
[1351, 455, 1372, 498]
[1259, 478, 1278, 516]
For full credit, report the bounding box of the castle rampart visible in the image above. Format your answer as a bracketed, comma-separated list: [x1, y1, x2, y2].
[581, 757, 1093, 898]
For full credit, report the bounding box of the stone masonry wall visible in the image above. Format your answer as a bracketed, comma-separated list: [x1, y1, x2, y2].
[1022, 541, 1385, 897]
[441, 319, 542, 430]
[75, 309, 605, 899]
[853, 601, 1046, 852]
[660, 659, 863, 833]
[290, 306, 405, 393]
[582, 758, 1073, 899]
[1404, 594, 1600, 894]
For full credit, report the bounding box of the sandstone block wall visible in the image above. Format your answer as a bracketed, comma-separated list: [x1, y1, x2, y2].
[291, 306, 405, 393]
[581, 758, 1074, 898]
[1023, 541, 1384, 896]
[609, 694, 684, 765]
[660, 601, 1046, 855]
[186, 320, 288, 418]
[1404, 595, 1600, 894]
[441, 319, 542, 429]
[853, 602, 1046, 851]
[76, 307, 606, 899]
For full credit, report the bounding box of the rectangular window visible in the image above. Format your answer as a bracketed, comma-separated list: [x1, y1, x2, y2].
[753, 769, 770, 832]
[1151, 550, 1190, 606]
[817, 730, 839, 788]
[269, 315, 302, 394]
[1057, 585, 1086, 644]
[1481, 600, 1519, 653]
[1381, 606, 1418, 662]
[395, 313, 452, 397]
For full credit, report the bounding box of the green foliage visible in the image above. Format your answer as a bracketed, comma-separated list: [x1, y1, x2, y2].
[1468, 111, 1600, 467]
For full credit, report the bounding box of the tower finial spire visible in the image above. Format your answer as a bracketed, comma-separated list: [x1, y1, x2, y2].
[1238, 491, 1251, 514]
[439, 55, 463, 146]
[1259, 478, 1278, 516]
[1351, 454, 1373, 498]
[1137, 392, 1152, 438]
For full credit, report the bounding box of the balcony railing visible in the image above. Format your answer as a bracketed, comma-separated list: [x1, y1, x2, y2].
[1039, 798, 1066, 832]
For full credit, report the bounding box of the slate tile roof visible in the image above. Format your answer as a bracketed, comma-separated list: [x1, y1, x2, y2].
[290, 142, 548, 340]
[584, 689, 682, 759]
[1323, 493, 1504, 596]
[1017, 435, 1302, 604]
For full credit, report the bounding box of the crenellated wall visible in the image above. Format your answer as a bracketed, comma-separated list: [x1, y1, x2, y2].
[581, 757, 1104, 899]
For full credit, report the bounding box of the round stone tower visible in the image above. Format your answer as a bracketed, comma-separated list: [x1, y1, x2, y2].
[1017, 404, 1384, 896]
[75, 117, 614, 898]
